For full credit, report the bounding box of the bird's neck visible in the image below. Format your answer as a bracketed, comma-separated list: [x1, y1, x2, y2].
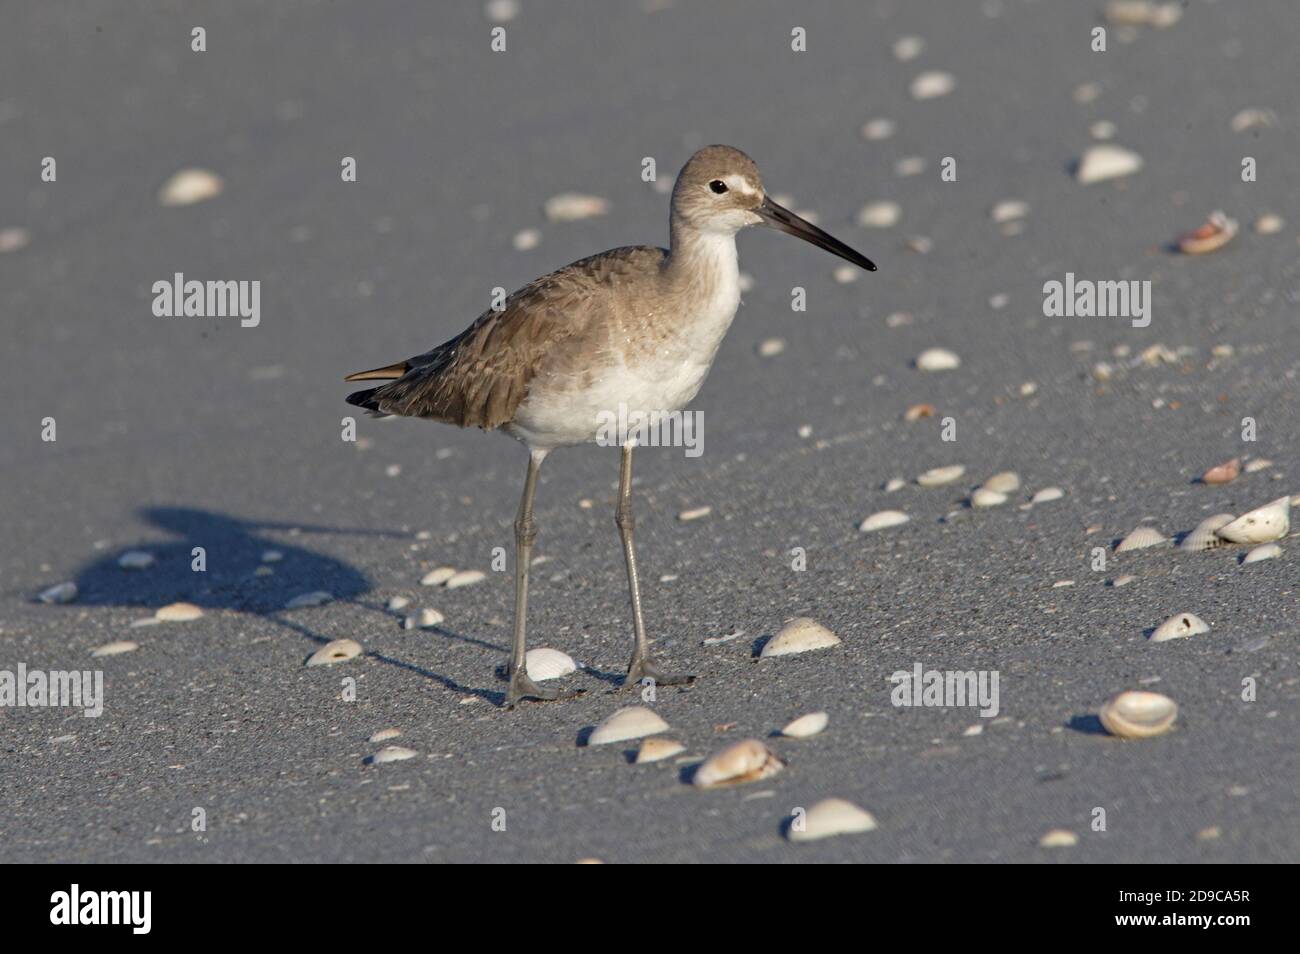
[665, 219, 740, 296]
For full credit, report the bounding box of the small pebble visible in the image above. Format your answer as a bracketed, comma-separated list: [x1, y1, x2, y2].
[1031, 486, 1064, 503]
[0, 226, 31, 253]
[781, 712, 829, 738]
[405, 607, 446, 629]
[917, 464, 965, 487]
[1242, 543, 1280, 564]
[387, 595, 411, 611]
[892, 35, 925, 61]
[990, 199, 1028, 223]
[261, 549, 283, 563]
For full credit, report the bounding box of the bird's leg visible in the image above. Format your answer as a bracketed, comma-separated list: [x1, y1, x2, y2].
[617, 443, 694, 689]
[505, 449, 581, 707]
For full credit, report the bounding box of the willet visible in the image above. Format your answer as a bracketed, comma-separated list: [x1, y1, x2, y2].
[345, 145, 875, 706]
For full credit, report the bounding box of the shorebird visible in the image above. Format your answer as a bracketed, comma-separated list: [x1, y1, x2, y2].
[345, 145, 875, 706]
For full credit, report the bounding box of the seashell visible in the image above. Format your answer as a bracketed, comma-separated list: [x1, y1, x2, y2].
[1254, 213, 1284, 235]
[1115, 526, 1167, 553]
[971, 487, 1007, 508]
[525, 647, 576, 681]
[117, 550, 155, 569]
[588, 706, 669, 745]
[781, 712, 829, 738]
[761, 618, 840, 657]
[892, 35, 924, 61]
[543, 193, 609, 223]
[421, 566, 457, 586]
[1179, 514, 1235, 551]
[788, 798, 877, 842]
[859, 510, 909, 533]
[445, 569, 486, 589]
[909, 70, 955, 101]
[1104, 1, 1183, 27]
[1150, 612, 1210, 642]
[857, 201, 901, 228]
[917, 464, 965, 487]
[635, 738, 686, 764]
[990, 199, 1028, 223]
[285, 590, 333, 609]
[882, 478, 906, 493]
[306, 638, 363, 667]
[386, 595, 411, 611]
[512, 228, 540, 251]
[1076, 144, 1143, 185]
[1242, 543, 1281, 564]
[1201, 458, 1240, 485]
[370, 745, 417, 764]
[38, 582, 78, 604]
[261, 549, 283, 563]
[915, 347, 960, 371]
[1178, 211, 1237, 255]
[1031, 486, 1064, 503]
[1243, 458, 1272, 473]
[1099, 690, 1177, 739]
[404, 607, 445, 629]
[369, 728, 401, 743]
[692, 739, 784, 788]
[158, 168, 224, 206]
[1110, 574, 1136, 587]
[92, 640, 138, 657]
[1216, 496, 1290, 544]
[1039, 829, 1079, 848]
[860, 117, 895, 141]
[903, 403, 935, 421]
[0, 226, 32, 253]
[677, 506, 711, 521]
[155, 601, 203, 622]
[981, 471, 1021, 494]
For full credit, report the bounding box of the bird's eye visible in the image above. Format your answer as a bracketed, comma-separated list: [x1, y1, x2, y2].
[709, 180, 728, 194]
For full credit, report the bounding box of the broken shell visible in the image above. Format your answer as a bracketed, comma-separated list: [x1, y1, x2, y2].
[445, 569, 487, 589]
[635, 738, 686, 764]
[421, 566, 457, 586]
[1116, 526, 1168, 552]
[158, 168, 224, 206]
[909, 70, 955, 100]
[981, 471, 1021, 494]
[1178, 211, 1237, 255]
[38, 582, 77, 604]
[525, 647, 576, 681]
[1216, 496, 1290, 544]
[917, 464, 965, 487]
[757, 337, 786, 357]
[1099, 690, 1177, 739]
[692, 739, 784, 788]
[1244, 458, 1272, 473]
[883, 478, 905, 493]
[588, 706, 669, 745]
[1039, 829, 1079, 848]
[117, 551, 155, 569]
[761, 618, 840, 657]
[306, 638, 363, 667]
[405, 607, 445, 629]
[1076, 144, 1143, 185]
[903, 402, 935, 421]
[1201, 457, 1240, 485]
[1179, 514, 1235, 551]
[155, 601, 204, 622]
[369, 728, 401, 743]
[915, 347, 960, 371]
[285, 590, 333, 609]
[781, 711, 829, 738]
[1031, 486, 1064, 503]
[971, 487, 1008, 508]
[92, 640, 139, 657]
[678, 506, 711, 521]
[788, 798, 877, 842]
[859, 510, 909, 532]
[1242, 543, 1281, 564]
[543, 193, 608, 222]
[370, 745, 417, 764]
[1150, 612, 1210, 642]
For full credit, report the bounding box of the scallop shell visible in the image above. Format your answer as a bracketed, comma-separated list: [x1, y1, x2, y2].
[859, 510, 909, 532]
[1242, 543, 1281, 564]
[1179, 514, 1235, 551]
[971, 487, 1008, 508]
[588, 706, 669, 745]
[917, 464, 965, 487]
[1216, 496, 1290, 544]
[1150, 612, 1210, 642]
[1200, 457, 1240, 485]
[761, 618, 840, 657]
[155, 601, 204, 621]
[781, 711, 829, 739]
[692, 739, 784, 788]
[525, 647, 576, 681]
[370, 745, 417, 764]
[1115, 526, 1168, 552]
[981, 471, 1021, 493]
[306, 638, 363, 667]
[635, 738, 686, 763]
[1031, 486, 1064, 503]
[788, 798, 877, 842]
[1099, 690, 1177, 739]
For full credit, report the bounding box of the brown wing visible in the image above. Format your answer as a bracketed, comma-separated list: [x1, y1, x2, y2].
[345, 246, 666, 430]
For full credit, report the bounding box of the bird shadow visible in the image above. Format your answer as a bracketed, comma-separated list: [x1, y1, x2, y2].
[1066, 714, 1108, 736]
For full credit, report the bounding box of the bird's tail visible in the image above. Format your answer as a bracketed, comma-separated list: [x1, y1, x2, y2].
[344, 361, 409, 417]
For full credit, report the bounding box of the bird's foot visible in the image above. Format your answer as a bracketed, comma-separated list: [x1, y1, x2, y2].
[504, 668, 584, 708]
[624, 655, 695, 689]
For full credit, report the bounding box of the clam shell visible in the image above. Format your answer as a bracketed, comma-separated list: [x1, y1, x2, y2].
[1099, 690, 1177, 739]
[155, 601, 204, 621]
[370, 745, 417, 764]
[761, 618, 840, 657]
[635, 738, 686, 764]
[306, 638, 363, 667]
[525, 647, 577, 681]
[971, 487, 1007, 508]
[1216, 496, 1290, 544]
[859, 510, 909, 532]
[917, 464, 965, 487]
[1243, 543, 1281, 564]
[1200, 457, 1240, 485]
[1116, 526, 1168, 553]
[788, 798, 877, 842]
[1031, 486, 1064, 503]
[1179, 514, 1235, 551]
[981, 471, 1021, 493]
[1076, 144, 1143, 185]
[1150, 612, 1210, 642]
[692, 739, 784, 788]
[781, 711, 829, 738]
[588, 706, 669, 745]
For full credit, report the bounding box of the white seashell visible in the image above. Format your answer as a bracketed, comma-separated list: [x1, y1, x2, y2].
[788, 798, 877, 842]
[859, 510, 909, 533]
[370, 745, 417, 764]
[1243, 543, 1281, 564]
[38, 582, 77, 604]
[92, 640, 138, 657]
[421, 566, 457, 586]
[1039, 829, 1079, 848]
[1179, 514, 1235, 551]
[285, 590, 332, 609]
[781, 711, 829, 738]
[761, 618, 841, 657]
[158, 168, 224, 206]
[635, 738, 686, 764]
[909, 70, 955, 100]
[386, 595, 411, 611]
[1200, 457, 1240, 485]
[445, 569, 487, 589]
[833, 265, 858, 284]
[757, 337, 786, 357]
[306, 638, 363, 666]
[1179, 211, 1237, 255]
[1116, 526, 1167, 553]
[1110, 574, 1136, 587]
[917, 465, 965, 487]
[1104, 1, 1183, 27]
[117, 550, 155, 569]
[512, 228, 540, 251]
[369, 728, 401, 743]
[155, 601, 203, 622]
[857, 201, 901, 228]
[406, 607, 445, 629]
[678, 506, 711, 522]
[1150, 612, 1210, 642]
[1216, 496, 1290, 544]
[1076, 144, 1144, 185]
[543, 193, 609, 222]
[892, 35, 925, 61]
[525, 647, 576, 681]
[589, 706, 669, 745]
[971, 487, 1008, 508]
[0, 226, 32, 253]
[1099, 690, 1177, 739]
[1254, 214, 1284, 235]
[1243, 458, 1272, 473]
[915, 347, 960, 371]
[860, 117, 895, 141]
[485, 0, 520, 24]
[990, 200, 1028, 223]
[981, 471, 1021, 493]
[693, 739, 784, 788]
[1031, 486, 1064, 503]
[883, 478, 905, 493]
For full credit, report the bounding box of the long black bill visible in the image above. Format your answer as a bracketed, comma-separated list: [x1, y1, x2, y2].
[757, 196, 877, 272]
